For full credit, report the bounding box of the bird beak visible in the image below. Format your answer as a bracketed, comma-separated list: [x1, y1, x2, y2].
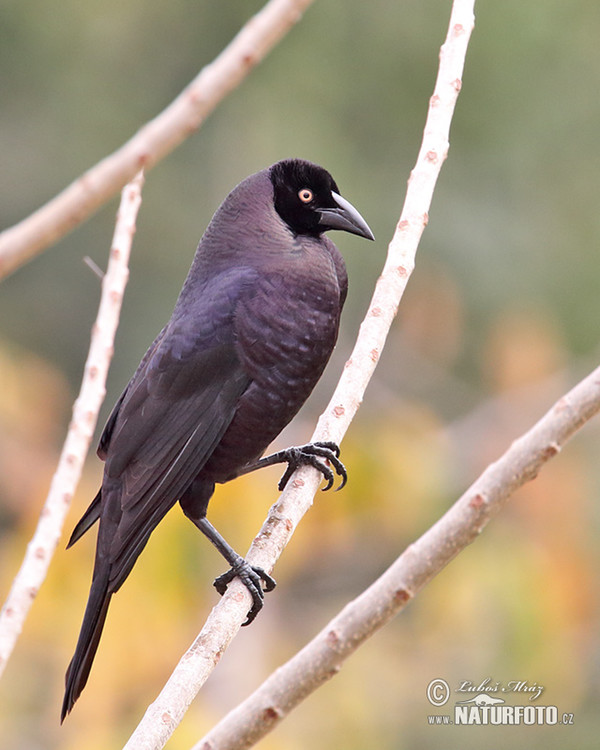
[317, 192, 375, 241]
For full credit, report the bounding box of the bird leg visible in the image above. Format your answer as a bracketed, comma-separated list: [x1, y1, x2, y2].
[192, 516, 276, 626]
[238, 441, 347, 492]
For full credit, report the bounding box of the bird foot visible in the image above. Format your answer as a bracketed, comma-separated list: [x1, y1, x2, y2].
[276, 441, 347, 492]
[213, 557, 276, 626]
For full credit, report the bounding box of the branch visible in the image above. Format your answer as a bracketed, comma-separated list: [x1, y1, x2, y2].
[0, 172, 144, 678]
[122, 3, 475, 749]
[193, 361, 600, 750]
[0, 0, 316, 281]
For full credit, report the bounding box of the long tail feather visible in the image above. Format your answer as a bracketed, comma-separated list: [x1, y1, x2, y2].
[61, 570, 112, 722]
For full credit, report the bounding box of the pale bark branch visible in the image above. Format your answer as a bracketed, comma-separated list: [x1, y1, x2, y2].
[0, 172, 144, 678]
[0, 0, 316, 281]
[122, 3, 475, 749]
[193, 361, 600, 750]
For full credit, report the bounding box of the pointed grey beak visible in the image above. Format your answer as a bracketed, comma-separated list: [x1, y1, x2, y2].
[317, 191, 375, 241]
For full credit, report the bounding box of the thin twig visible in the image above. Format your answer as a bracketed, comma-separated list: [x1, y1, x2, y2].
[0, 0, 316, 281]
[122, 3, 475, 749]
[0, 172, 144, 678]
[193, 362, 600, 750]
[83, 255, 106, 280]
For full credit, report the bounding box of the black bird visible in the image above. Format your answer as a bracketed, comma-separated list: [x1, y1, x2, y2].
[61, 158, 374, 720]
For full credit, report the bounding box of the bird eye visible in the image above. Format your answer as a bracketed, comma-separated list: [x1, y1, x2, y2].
[298, 188, 314, 204]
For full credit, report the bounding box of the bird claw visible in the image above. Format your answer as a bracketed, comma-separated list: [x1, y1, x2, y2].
[213, 558, 276, 626]
[277, 441, 347, 492]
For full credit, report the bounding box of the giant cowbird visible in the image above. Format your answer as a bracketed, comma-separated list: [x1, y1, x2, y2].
[61, 158, 374, 719]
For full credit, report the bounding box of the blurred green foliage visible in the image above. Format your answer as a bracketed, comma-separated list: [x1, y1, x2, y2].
[1, 1, 600, 748]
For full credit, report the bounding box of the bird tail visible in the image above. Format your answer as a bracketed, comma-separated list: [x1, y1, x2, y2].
[61, 568, 112, 722]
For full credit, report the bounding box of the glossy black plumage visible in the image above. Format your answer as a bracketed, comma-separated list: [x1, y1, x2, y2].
[61, 159, 373, 720]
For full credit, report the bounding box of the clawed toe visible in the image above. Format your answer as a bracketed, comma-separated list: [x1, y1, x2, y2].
[213, 558, 276, 625]
[277, 441, 347, 492]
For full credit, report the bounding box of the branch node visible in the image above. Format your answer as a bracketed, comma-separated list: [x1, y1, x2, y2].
[469, 492, 487, 510]
[261, 705, 283, 724]
[393, 588, 412, 605]
[242, 52, 258, 68]
[541, 442, 561, 459]
[325, 629, 342, 649]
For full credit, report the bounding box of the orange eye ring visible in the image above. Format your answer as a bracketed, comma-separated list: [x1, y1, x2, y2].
[298, 188, 313, 204]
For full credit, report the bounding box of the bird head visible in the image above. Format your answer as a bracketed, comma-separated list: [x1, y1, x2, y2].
[270, 159, 374, 241]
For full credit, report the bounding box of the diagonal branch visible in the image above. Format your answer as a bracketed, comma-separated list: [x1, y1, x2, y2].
[0, 172, 144, 679]
[0, 0, 316, 281]
[122, 3, 476, 749]
[193, 361, 600, 750]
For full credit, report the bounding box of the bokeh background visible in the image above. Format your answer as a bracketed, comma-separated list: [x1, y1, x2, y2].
[1, 1, 600, 748]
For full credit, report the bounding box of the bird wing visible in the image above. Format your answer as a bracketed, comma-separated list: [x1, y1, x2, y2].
[105, 341, 251, 590]
[94, 269, 257, 590]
